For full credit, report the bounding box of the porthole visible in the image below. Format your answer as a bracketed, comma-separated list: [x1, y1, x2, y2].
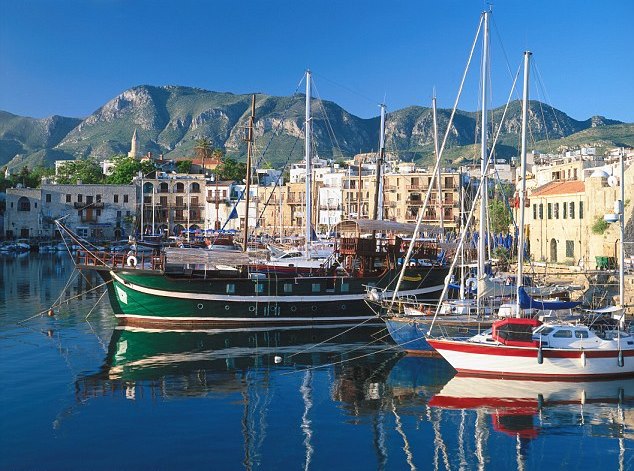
[225, 305, 230, 311]
[341, 304, 346, 310]
[291, 306, 297, 312]
[249, 305, 255, 312]
[197, 303, 204, 310]
[311, 305, 317, 311]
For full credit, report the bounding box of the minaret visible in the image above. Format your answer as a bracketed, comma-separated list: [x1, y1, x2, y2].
[128, 129, 139, 158]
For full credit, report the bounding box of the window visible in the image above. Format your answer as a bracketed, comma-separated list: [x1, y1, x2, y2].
[114, 194, 119, 203]
[579, 201, 584, 219]
[126, 211, 131, 216]
[547, 203, 552, 219]
[17, 197, 31, 211]
[566, 240, 574, 258]
[255, 283, 264, 294]
[191, 196, 199, 206]
[45, 193, 51, 203]
[66, 194, 71, 203]
[77, 210, 82, 216]
[176, 196, 184, 206]
[563, 202, 567, 219]
[117, 211, 122, 218]
[86, 195, 93, 204]
[569, 202, 575, 219]
[553, 329, 573, 338]
[96, 194, 101, 202]
[284, 283, 293, 293]
[554, 203, 559, 219]
[538, 203, 543, 219]
[575, 330, 589, 338]
[533, 204, 537, 219]
[226, 283, 236, 294]
[311, 283, 321, 293]
[124, 195, 129, 203]
[96, 209, 101, 216]
[341, 283, 349, 293]
[77, 194, 83, 203]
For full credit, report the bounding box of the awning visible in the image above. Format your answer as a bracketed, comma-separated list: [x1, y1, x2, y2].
[334, 219, 443, 236]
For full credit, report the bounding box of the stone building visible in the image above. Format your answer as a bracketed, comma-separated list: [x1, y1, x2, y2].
[4, 184, 137, 240]
[4, 188, 41, 239]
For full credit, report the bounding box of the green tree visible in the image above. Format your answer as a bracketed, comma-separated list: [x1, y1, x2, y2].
[194, 138, 212, 174]
[488, 198, 512, 234]
[56, 159, 103, 184]
[216, 156, 246, 181]
[106, 155, 155, 184]
[176, 160, 193, 173]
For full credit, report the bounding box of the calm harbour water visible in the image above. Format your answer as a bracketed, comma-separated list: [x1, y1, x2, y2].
[1, 253, 633, 470]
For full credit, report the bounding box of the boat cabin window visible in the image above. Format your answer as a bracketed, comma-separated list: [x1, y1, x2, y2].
[284, 283, 293, 293]
[312, 283, 320, 293]
[255, 283, 264, 294]
[535, 326, 554, 336]
[574, 330, 589, 338]
[226, 283, 236, 294]
[552, 329, 572, 338]
[341, 283, 349, 293]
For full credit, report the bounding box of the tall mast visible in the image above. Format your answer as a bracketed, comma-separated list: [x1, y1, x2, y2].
[516, 51, 532, 316]
[432, 93, 443, 231]
[304, 70, 313, 257]
[373, 103, 386, 220]
[243, 94, 256, 252]
[619, 148, 625, 313]
[478, 10, 490, 284]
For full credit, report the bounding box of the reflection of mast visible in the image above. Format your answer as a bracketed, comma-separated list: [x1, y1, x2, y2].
[391, 398, 414, 471]
[300, 370, 314, 471]
[426, 405, 450, 471]
[371, 400, 387, 470]
[474, 408, 489, 471]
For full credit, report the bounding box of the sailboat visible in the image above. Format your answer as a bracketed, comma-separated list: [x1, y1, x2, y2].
[427, 51, 634, 379]
[63, 72, 449, 328]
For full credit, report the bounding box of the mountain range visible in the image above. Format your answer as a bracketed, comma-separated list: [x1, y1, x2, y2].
[1, 85, 632, 172]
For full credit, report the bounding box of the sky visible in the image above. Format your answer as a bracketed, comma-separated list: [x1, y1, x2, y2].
[1, 0, 633, 122]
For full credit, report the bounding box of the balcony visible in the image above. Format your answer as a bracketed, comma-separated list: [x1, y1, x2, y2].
[81, 214, 97, 223]
[74, 202, 104, 209]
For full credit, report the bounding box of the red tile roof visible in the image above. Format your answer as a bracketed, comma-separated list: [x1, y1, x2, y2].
[531, 180, 585, 197]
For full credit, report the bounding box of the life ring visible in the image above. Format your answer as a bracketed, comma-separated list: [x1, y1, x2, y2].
[126, 255, 138, 267]
[466, 277, 477, 292]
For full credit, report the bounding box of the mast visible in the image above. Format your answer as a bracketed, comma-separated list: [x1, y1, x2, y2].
[243, 94, 256, 252]
[432, 94, 443, 231]
[477, 10, 490, 309]
[139, 171, 144, 241]
[516, 51, 531, 315]
[373, 103, 386, 220]
[619, 148, 625, 313]
[305, 70, 313, 258]
[459, 174, 466, 300]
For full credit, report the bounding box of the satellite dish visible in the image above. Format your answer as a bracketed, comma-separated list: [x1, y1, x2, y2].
[608, 175, 618, 187]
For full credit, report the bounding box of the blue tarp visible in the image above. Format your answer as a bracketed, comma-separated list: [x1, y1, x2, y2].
[519, 286, 581, 310]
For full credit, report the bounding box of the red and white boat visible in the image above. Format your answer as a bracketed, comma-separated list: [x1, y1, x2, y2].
[427, 317, 634, 380]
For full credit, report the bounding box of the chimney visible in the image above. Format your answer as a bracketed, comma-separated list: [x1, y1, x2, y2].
[159, 154, 164, 161]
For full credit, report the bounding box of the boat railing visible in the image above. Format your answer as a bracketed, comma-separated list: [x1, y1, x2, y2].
[75, 249, 165, 271]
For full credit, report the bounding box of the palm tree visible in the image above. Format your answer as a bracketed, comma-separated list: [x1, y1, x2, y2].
[194, 138, 212, 175]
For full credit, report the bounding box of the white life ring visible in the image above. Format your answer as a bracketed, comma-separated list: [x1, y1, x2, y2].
[126, 255, 138, 267]
[466, 277, 477, 291]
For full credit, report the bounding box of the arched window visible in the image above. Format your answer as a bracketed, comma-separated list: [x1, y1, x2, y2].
[17, 197, 31, 211]
[190, 182, 200, 193]
[143, 182, 154, 194]
[175, 182, 185, 193]
[159, 182, 169, 193]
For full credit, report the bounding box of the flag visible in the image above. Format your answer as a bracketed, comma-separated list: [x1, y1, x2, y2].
[227, 207, 239, 220]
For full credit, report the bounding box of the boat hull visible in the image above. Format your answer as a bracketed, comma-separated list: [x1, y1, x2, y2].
[385, 317, 493, 354]
[103, 266, 449, 327]
[427, 338, 634, 379]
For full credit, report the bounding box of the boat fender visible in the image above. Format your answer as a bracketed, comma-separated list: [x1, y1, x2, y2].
[126, 255, 138, 267]
[537, 342, 543, 364]
[618, 350, 624, 367]
[580, 350, 586, 368]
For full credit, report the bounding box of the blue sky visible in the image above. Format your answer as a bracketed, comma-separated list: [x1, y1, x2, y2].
[1, 0, 632, 122]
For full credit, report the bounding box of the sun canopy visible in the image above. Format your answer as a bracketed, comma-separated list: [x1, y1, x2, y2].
[519, 286, 581, 311]
[334, 219, 443, 236]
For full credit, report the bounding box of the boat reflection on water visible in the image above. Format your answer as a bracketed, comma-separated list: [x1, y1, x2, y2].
[76, 323, 399, 400]
[429, 375, 634, 468]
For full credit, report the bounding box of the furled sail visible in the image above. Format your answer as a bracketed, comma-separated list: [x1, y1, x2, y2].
[519, 286, 581, 310]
